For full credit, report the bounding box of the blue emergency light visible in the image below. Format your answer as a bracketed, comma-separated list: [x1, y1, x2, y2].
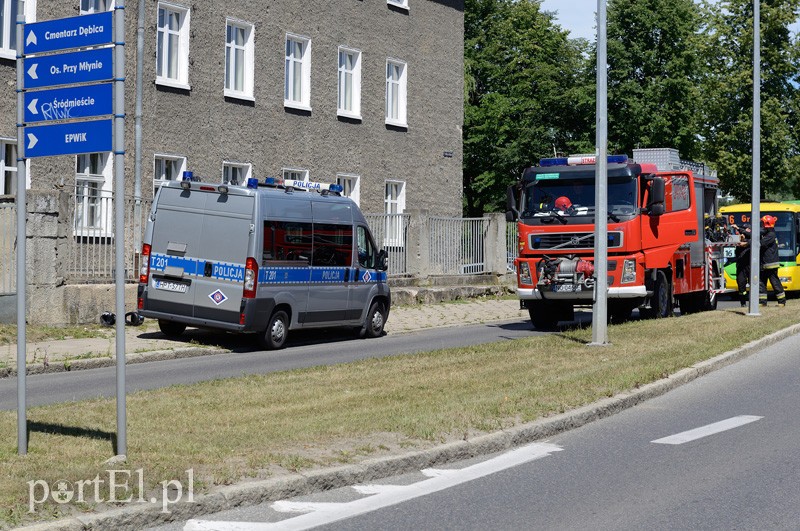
[539, 155, 629, 167]
[246, 178, 259, 189]
[182, 171, 194, 181]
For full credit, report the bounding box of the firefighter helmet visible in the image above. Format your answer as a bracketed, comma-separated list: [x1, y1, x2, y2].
[554, 196, 573, 212]
[761, 215, 777, 228]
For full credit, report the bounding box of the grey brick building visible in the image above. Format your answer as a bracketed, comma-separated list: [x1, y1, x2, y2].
[0, 0, 464, 216]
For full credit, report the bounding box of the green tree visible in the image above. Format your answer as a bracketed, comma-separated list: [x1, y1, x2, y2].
[463, 0, 594, 216]
[605, 0, 704, 159]
[699, 0, 800, 200]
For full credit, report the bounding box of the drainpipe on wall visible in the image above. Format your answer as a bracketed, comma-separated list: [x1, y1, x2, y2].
[133, 0, 145, 259]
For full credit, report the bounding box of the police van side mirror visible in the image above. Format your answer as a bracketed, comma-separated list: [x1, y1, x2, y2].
[377, 249, 389, 271]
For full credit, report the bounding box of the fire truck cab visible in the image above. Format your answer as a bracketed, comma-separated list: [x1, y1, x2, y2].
[506, 149, 724, 330]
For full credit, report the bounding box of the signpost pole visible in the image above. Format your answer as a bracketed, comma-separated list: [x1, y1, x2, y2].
[748, 0, 761, 317]
[591, 0, 609, 346]
[113, 0, 127, 458]
[16, 0, 27, 456]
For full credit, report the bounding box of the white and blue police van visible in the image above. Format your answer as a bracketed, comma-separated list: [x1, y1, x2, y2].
[137, 174, 390, 349]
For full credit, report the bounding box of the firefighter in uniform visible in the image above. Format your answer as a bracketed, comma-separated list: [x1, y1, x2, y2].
[758, 215, 786, 306]
[732, 223, 752, 306]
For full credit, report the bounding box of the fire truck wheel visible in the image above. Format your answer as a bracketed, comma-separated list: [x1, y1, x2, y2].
[529, 308, 558, 330]
[644, 271, 672, 319]
[158, 319, 186, 338]
[260, 310, 289, 350]
[702, 291, 718, 311]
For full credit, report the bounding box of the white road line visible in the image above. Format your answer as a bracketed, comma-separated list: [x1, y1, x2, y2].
[184, 442, 562, 531]
[651, 415, 763, 445]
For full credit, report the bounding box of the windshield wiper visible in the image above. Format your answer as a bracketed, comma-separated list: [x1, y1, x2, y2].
[539, 210, 568, 224]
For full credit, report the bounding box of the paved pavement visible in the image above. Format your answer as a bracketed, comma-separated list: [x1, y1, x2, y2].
[1, 297, 527, 376]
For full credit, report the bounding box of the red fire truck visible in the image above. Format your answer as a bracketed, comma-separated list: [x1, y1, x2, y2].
[505, 149, 726, 329]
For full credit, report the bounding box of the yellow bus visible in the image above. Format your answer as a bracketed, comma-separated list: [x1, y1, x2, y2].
[718, 202, 800, 293]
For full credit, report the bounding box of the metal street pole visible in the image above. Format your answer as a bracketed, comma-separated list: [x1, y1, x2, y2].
[748, 0, 761, 316]
[15, 0, 27, 455]
[114, 0, 127, 457]
[591, 0, 609, 346]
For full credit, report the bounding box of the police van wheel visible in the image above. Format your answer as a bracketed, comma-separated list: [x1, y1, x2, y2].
[158, 319, 186, 338]
[260, 310, 289, 350]
[363, 302, 386, 338]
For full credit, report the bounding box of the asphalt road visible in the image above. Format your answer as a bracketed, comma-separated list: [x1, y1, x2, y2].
[176, 325, 800, 531]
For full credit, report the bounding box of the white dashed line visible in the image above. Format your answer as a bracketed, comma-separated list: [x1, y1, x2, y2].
[651, 415, 763, 445]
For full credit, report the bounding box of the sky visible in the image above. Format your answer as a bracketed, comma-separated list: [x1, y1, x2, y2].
[539, 1, 800, 40]
[539, 1, 598, 41]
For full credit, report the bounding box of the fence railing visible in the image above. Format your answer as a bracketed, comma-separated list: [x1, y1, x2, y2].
[428, 216, 488, 275]
[67, 189, 151, 283]
[364, 213, 410, 276]
[0, 202, 15, 295]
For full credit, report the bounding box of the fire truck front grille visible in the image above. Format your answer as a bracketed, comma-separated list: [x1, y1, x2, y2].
[528, 231, 623, 250]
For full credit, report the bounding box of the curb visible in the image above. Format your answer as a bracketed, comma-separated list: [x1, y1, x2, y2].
[19, 322, 800, 531]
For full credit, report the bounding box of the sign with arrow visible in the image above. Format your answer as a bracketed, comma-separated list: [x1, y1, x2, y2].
[23, 11, 113, 55]
[24, 47, 113, 89]
[24, 83, 113, 124]
[24, 119, 112, 158]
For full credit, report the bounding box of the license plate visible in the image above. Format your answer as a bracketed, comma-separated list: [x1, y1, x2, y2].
[153, 279, 188, 293]
[553, 283, 580, 292]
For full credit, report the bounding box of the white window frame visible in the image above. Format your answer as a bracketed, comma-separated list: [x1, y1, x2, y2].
[75, 153, 113, 237]
[337, 47, 362, 120]
[0, 0, 36, 60]
[222, 161, 252, 186]
[156, 2, 191, 90]
[284, 33, 311, 111]
[387, 0, 409, 10]
[282, 167, 309, 189]
[80, 0, 114, 14]
[225, 18, 254, 101]
[153, 154, 187, 194]
[336, 173, 360, 206]
[385, 58, 408, 128]
[0, 138, 28, 195]
[384, 180, 406, 246]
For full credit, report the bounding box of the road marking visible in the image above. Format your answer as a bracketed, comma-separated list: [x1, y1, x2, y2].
[651, 415, 763, 445]
[184, 442, 562, 531]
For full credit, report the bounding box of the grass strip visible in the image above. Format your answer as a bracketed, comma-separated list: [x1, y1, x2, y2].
[0, 306, 796, 527]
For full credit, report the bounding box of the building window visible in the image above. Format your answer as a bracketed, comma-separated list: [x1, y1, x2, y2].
[80, 0, 113, 13]
[222, 162, 251, 185]
[282, 167, 309, 185]
[284, 34, 311, 111]
[337, 47, 361, 119]
[336, 173, 360, 206]
[386, 59, 407, 128]
[0, 139, 17, 195]
[387, 0, 409, 9]
[384, 180, 406, 245]
[225, 19, 254, 100]
[153, 154, 187, 193]
[0, 0, 36, 60]
[156, 2, 190, 89]
[75, 153, 112, 236]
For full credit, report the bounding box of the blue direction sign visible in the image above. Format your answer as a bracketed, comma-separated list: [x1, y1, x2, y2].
[24, 47, 113, 89]
[23, 11, 113, 55]
[24, 119, 112, 158]
[24, 83, 112, 124]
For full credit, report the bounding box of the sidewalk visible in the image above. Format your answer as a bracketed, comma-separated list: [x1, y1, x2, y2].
[0, 297, 527, 377]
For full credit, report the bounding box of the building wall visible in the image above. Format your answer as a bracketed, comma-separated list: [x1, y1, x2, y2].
[0, 0, 464, 217]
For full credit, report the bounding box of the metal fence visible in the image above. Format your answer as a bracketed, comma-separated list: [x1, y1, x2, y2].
[506, 221, 518, 272]
[0, 202, 15, 295]
[365, 213, 410, 276]
[67, 189, 151, 283]
[429, 216, 488, 275]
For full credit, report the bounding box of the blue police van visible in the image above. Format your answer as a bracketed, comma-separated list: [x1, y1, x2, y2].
[137, 175, 390, 349]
